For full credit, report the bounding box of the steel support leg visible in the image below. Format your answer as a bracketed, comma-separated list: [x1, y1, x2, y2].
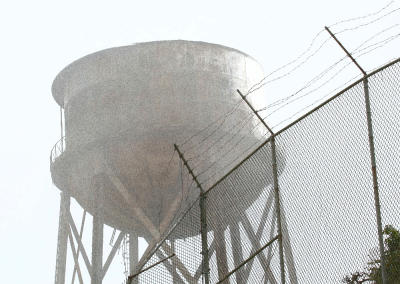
[55, 191, 70, 284]
[214, 228, 229, 283]
[92, 210, 103, 284]
[229, 224, 244, 283]
[129, 232, 139, 284]
[129, 232, 138, 274]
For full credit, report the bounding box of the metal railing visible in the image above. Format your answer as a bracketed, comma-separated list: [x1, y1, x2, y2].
[50, 136, 66, 164]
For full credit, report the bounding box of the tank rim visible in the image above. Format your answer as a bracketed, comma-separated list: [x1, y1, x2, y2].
[51, 40, 261, 106]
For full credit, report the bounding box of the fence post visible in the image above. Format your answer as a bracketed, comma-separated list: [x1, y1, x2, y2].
[325, 26, 387, 284]
[271, 136, 286, 284]
[363, 77, 387, 280]
[236, 89, 286, 284]
[174, 144, 210, 284]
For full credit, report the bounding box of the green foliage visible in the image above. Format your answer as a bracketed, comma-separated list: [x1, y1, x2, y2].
[343, 225, 400, 284]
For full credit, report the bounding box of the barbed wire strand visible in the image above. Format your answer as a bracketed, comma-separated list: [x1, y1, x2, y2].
[180, 4, 400, 175]
[270, 37, 400, 130]
[263, 60, 353, 119]
[246, 29, 328, 94]
[186, 111, 255, 162]
[179, 100, 243, 148]
[256, 54, 348, 113]
[330, 1, 394, 28]
[191, 56, 352, 174]
[334, 7, 400, 35]
[179, 3, 398, 153]
[256, 24, 400, 113]
[247, 3, 400, 98]
[183, 104, 252, 156]
[195, 30, 399, 182]
[190, 112, 258, 170]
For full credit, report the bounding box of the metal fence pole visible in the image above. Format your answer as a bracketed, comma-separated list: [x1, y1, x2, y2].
[271, 136, 286, 284]
[174, 144, 210, 284]
[363, 77, 387, 281]
[200, 190, 210, 284]
[236, 89, 286, 284]
[325, 26, 387, 283]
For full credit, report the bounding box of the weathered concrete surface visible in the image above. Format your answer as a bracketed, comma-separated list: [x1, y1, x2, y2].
[51, 40, 268, 239]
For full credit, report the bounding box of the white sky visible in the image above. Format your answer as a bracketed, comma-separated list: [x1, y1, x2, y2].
[0, 0, 398, 283]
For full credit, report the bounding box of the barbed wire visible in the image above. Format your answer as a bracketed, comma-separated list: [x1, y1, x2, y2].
[199, 130, 271, 188]
[262, 60, 353, 120]
[351, 23, 399, 52]
[196, 120, 269, 181]
[183, 104, 251, 156]
[190, 114, 258, 172]
[187, 111, 254, 163]
[178, 2, 400, 186]
[179, 99, 243, 149]
[184, 40, 345, 169]
[256, 23, 399, 114]
[192, 26, 399, 185]
[329, 1, 395, 28]
[334, 6, 400, 35]
[246, 36, 332, 97]
[270, 35, 399, 130]
[352, 32, 400, 57]
[192, 56, 352, 180]
[256, 54, 348, 113]
[246, 29, 328, 95]
[270, 71, 362, 131]
[178, 3, 399, 157]
[246, 3, 400, 98]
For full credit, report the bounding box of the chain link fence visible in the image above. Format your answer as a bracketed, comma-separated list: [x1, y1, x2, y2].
[128, 58, 400, 283]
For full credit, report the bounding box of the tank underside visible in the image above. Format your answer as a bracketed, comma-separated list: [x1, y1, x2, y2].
[50, 40, 272, 240]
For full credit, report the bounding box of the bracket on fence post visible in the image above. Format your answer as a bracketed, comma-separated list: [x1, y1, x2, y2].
[174, 144, 210, 284]
[236, 89, 286, 284]
[325, 26, 387, 284]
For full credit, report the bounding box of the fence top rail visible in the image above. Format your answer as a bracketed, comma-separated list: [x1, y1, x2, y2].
[206, 57, 400, 194]
[128, 254, 176, 281]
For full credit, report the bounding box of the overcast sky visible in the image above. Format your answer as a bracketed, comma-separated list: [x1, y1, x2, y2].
[0, 0, 398, 283]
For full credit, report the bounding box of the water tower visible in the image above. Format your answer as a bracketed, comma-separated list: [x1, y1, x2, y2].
[50, 40, 285, 283]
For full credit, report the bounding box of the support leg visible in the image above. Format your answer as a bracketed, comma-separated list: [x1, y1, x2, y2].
[214, 228, 229, 282]
[129, 232, 138, 275]
[92, 213, 103, 284]
[55, 192, 70, 284]
[229, 224, 244, 283]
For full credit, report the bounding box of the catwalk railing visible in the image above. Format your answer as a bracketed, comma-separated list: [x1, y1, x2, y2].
[51, 136, 66, 163]
[127, 58, 400, 284]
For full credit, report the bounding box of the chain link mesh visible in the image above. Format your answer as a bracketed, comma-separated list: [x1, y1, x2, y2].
[205, 141, 281, 283]
[132, 197, 203, 284]
[129, 58, 399, 283]
[275, 79, 377, 283]
[368, 62, 400, 230]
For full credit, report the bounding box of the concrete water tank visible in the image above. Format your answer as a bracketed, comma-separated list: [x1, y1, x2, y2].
[50, 40, 269, 240]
